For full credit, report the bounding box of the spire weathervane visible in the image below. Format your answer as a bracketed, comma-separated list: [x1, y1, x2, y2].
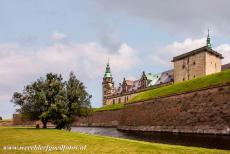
[207, 29, 212, 49]
[107, 57, 110, 65]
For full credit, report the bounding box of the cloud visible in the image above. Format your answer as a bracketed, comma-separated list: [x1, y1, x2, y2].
[51, 31, 67, 42]
[151, 37, 206, 68]
[93, 21, 122, 52]
[95, 0, 230, 36]
[216, 44, 230, 64]
[0, 34, 139, 118]
[150, 37, 230, 68]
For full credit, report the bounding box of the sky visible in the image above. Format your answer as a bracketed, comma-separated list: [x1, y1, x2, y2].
[0, 0, 230, 119]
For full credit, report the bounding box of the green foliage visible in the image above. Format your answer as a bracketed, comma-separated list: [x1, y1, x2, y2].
[54, 72, 92, 130]
[130, 69, 230, 103]
[93, 103, 124, 112]
[11, 72, 91, 129]
[0, 127, 229, 154]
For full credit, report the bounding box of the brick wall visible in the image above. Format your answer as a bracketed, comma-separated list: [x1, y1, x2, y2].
[73, 109, 122, 127]
[75, 84, 230, 135]
[118, 84, 230, 135]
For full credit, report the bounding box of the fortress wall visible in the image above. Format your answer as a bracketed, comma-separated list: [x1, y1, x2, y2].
[73, 109, 122, 127]
[74, 84, 230, 135]
[118, 84, 230, 135]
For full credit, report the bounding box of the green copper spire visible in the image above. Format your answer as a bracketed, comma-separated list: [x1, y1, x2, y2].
[207, 29, 212, 49]
[104, 59, 112, 78]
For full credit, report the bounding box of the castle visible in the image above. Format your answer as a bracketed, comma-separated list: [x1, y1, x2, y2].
[102, 32, 230, 106]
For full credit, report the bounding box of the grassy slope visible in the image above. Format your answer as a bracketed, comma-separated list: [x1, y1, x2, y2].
[93, 103, 124, 112]
[0, 127, 229, 154]
[0, 119, 12, 122]
[129, 69, 230, 103]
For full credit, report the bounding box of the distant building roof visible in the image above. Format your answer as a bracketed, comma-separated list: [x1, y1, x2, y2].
[172, 46, 224, 62]
[155, 70, 174, 85]
[146, 73, 161, 86]
[125, 80, 134, 86]
[222, 63, 230, 70]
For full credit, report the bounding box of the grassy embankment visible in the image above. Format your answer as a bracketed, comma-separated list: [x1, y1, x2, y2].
[94, 69, 230, 111]
[0, 127, 229, 154]
[0, 119, 12, 122]
[93, 103, 124, 112]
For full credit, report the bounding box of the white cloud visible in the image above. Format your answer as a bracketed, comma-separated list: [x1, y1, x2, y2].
[151, 38, 206, 68]
[151, 37, 230, 68]
[215, 44, 230, 64]
[51, 31, 67, 42]
[0, 35, 140, 113]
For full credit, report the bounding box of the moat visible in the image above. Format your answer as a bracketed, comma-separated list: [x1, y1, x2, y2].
[71, 127, 230, 150]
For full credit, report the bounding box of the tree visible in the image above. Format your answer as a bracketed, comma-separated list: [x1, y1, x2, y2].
[12, 72, 92, 129]
[12, 73, 66, 128]
[0, 116, 2, 120]
[52, 72, 92, 130]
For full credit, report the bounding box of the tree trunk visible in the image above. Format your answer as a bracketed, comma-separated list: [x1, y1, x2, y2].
[42, 118, 47, 129]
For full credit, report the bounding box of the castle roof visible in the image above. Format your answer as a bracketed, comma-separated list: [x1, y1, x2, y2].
[104, 62, 112, 78]
[125, 80, 135, 86]
[146, 73, 161, 86]
[172, 46, 224, 62]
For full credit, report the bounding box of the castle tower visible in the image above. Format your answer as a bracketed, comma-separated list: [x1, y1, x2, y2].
[172, 30, 223, 82]
[102, 60, 114, 106]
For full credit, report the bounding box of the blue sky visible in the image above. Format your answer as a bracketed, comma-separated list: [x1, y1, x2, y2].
[0, 0, 230, 119]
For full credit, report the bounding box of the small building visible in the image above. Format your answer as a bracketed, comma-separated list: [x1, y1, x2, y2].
[172, 32, 223, 82]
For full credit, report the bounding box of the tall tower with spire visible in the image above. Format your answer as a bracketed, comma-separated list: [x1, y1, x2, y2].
[207, 29, 212, 49]
[102, 59, 114, 106]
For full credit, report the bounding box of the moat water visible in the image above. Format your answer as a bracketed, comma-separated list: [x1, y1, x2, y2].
[71, 127, 230, 150]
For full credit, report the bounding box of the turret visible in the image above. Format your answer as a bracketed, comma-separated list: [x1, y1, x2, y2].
[102, 60, 114, 106]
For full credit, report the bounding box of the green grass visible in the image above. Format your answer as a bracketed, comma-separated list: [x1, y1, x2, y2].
[0, 119, 12, 122]
[0, 127, 229, 154]
[93, 103, 124, 112]
[129, 69, 230, 103]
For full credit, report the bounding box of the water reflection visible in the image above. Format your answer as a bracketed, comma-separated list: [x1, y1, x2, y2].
[71, 127, 230, 150]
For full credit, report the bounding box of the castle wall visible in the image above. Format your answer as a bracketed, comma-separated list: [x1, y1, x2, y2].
[73, 109, 122, 127]
[76, 83, 230, 135]
[105, 93, 138, 105]
[118, 83, 230, 135]
[205, 52, 221, 75]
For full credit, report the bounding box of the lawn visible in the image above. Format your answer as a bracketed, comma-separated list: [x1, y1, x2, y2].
[0, 127, 229, 154]
[129, 69, 230, 103]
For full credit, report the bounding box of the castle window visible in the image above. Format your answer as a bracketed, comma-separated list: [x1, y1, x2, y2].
[194, 75, 195, 78]
[118, 98, 121, 103]
[183, 78, 185, 81]
[193, 61, 196, 65]
[113, 99, 115, 104]
[182, 65, 185, 69]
